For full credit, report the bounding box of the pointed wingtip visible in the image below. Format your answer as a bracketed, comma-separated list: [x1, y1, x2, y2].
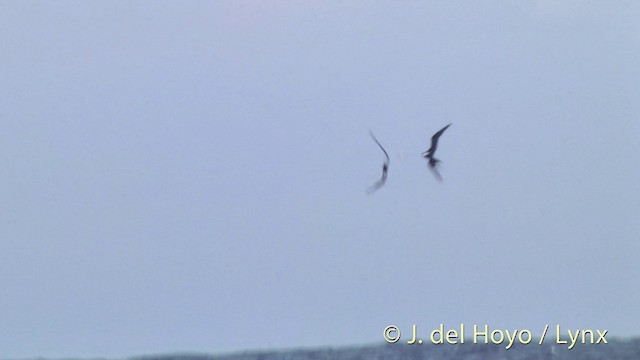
[369, 130, 380, 144]
[368, 130, 376, 142]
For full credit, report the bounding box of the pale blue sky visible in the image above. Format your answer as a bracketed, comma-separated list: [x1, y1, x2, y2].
[1, 1, 639, 358]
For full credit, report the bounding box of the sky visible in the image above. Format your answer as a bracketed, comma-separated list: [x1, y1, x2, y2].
[1, 0, 639, 358]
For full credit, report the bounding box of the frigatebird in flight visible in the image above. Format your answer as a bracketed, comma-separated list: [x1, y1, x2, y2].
[367, 131, 390, 194]
[422, 123, 451, 181]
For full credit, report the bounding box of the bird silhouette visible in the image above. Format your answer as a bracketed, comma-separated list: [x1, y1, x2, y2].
[422, 123, 451, 181]
[367, 131, 390, 194]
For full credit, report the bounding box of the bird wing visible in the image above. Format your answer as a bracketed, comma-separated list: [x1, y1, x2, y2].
[428, 165, 443, 182]
[426, 123, 451, 157]
[369, 131, 390, 164]
[366, 175, 387, 194]
[367, 132, 390, 194]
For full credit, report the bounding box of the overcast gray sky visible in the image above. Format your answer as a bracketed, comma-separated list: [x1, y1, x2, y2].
[1, 1, 639, 358]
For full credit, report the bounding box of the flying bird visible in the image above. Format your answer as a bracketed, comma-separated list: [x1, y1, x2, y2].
[422, 123, 451, 181]
[367, 131, 390, 194]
